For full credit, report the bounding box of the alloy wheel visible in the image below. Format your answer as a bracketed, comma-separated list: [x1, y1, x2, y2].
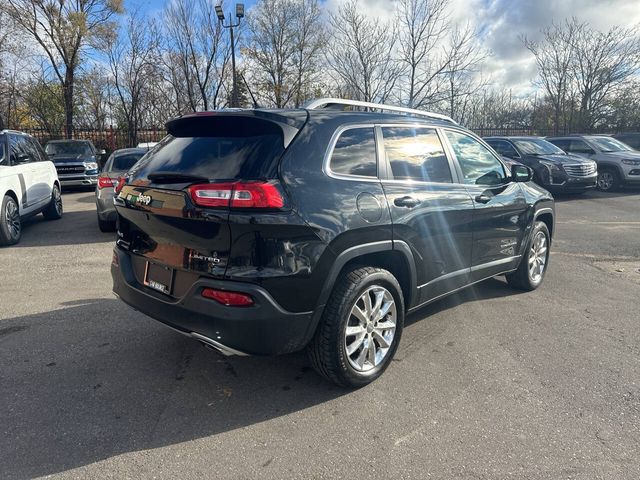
[597, 172, 614, 191]
[344, 285, 397, 372]
[53, 187, 62, 215]
[5, 199, 20, 240]
[528, 231, 548, 284]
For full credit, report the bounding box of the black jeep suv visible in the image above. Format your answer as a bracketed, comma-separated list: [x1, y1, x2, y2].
[111, 99, 554, 387]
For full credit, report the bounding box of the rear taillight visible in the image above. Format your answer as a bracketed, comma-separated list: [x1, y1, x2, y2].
[201, 288, 254, 307]
[188, 181, 285, 209]
[114, 176, 126, 194]
[98, 177, 114, 189]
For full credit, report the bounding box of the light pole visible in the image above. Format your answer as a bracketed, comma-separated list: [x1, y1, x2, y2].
[216, 3, 244, 108]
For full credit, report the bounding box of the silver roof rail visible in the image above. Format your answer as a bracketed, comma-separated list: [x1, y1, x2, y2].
[304, 98, 457, 124]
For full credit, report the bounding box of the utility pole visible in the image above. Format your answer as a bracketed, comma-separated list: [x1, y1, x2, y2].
[216, 3, 244, 108]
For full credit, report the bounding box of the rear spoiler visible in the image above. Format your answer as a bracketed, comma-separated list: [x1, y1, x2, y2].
[165, 110, 308, 148]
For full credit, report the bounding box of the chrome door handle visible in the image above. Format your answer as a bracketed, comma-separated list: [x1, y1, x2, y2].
[394, 196, 420, 208]
[475, 194, 492, 204]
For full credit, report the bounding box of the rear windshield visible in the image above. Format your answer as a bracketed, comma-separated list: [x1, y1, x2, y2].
[111, 153, 144, 172]
[46, 142, 92, 156]
[129, 117, 285, 183]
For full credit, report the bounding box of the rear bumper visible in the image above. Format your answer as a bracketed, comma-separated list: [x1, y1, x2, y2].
[111, 248, 316, 355]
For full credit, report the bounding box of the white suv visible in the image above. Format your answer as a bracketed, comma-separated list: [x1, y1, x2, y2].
[0, 130, 63, 246]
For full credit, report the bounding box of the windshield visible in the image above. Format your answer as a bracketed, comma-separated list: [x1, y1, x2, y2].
[513, 139, 566, 156]
[587, 136, 632, 153]
[45, 142, 92, 156]
[110, 153, 145, 172]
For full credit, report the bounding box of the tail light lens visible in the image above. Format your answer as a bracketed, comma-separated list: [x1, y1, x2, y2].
[188, 181, 285, 209]
[97, 177, 114, 189]
[202, 288, 254, 307]
[114, 176, 126, 194]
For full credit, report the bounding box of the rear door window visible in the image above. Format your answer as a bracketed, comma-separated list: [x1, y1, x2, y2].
[381, 126, 452, 183]
[329, 127, 377, 178]
[487, 140, 519, 158]
[568, 139, 595, 155]
[129, 118, 285, 182]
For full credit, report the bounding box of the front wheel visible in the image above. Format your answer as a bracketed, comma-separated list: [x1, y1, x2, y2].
[506, 220, 550, 291]
[0, 195, 22, 246]
[308, 267, 404, 388]
[597, 169, 620, 192]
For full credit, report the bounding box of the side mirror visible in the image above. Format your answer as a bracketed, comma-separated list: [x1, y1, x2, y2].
[15, 153, 30, 163]
[98, 149, 106, 156]
[512, 164, 533, 182]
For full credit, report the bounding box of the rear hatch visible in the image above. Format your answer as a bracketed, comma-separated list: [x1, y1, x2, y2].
[114, 110, 306, 296]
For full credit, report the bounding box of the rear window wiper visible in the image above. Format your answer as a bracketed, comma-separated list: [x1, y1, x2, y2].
[147, 172, 210, 184]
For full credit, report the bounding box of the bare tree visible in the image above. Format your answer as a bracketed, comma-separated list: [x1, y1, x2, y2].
[76, 67, 111, 129]
[570, 22, 640, 130]
[524, 19, 579, 134]
[163, 0, 228, 112]
[245, 0, 324, 108]
[397, 0, 450, 108]
[442, 24, 489, 122]
[326, 0, 402, 103]
[2, 0, 123, 138]
[104, 13, 159, 145]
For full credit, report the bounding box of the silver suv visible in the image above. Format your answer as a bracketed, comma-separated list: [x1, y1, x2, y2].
[546, 135, 640, 192]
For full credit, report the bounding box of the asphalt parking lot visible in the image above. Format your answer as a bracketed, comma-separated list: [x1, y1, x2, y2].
[1, 188, 639, 479]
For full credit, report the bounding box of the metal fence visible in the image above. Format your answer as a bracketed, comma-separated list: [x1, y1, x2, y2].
[18, 127, 167, 155]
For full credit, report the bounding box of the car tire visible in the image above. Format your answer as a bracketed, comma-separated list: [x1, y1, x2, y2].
[42, 184, 63, 220]
[97, 214, 116, 232]
[597, 168, 620, 192]
[308, 266, 404, 388]
[506, 220, 550, 291]
[0, 195, 21, 246]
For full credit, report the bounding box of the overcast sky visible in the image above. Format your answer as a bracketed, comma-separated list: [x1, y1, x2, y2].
[134, 0, 640, 95]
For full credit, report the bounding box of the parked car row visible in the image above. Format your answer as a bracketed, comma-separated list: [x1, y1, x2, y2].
[484, 134, 640, 193]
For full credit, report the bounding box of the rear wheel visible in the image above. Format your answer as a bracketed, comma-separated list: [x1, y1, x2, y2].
[308, 267, 404, 388]
[597, 168, 620, 192]
[42, 184, 63, 220]
[0, 195, 21, 246]
[506, 220, 550, 291]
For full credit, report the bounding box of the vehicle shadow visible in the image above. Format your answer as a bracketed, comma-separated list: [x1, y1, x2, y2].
[0, 299, 347, 479]
[552, 186, 640, 202]
[405, 277, 525, 327]
[12, 209, 114, 247]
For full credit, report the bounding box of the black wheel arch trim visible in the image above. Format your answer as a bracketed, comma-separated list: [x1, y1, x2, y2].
[596, 162, 624, 178]
[302, 239, 417, 348]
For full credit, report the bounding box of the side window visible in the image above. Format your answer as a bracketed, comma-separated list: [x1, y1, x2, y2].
[488, 140, 519, 158]
[549, 139, 569, 152]
[568, 140, 595, 154]
[0, 136, 6, 166]
[445, 130, 506, 186]
[9, 134, 25, 165]
[329, 127, 377, 178]
[30, 138, 48, 162]
[382, 127, 452, 183]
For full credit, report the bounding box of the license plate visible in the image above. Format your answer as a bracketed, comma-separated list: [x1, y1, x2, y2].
[143, 262, 173, 295]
